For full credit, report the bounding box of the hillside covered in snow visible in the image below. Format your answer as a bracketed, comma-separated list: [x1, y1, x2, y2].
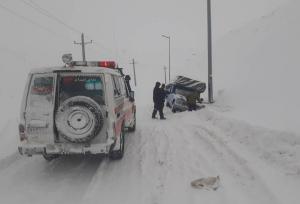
[210, 0, 300, 133]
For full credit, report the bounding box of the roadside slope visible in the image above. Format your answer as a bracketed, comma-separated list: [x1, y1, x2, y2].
[209, 0, 300, 133]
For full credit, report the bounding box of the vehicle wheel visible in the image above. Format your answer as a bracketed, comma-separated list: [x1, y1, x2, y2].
[42, 153, 60, 161]
[109, 124, 125, 160]
[55, 96, 104, 143]
[128, 112, 136, 132]
[172, 107, 177, 113]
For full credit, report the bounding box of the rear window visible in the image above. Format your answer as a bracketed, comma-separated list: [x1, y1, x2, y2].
[31, 77, 53, 95]
[175, 88, 194, 97]
[59, 74, 105, 105]
[27, 74, 55, 109]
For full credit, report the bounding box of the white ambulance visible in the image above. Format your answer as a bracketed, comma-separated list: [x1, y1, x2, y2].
[18, 55, 136, 160]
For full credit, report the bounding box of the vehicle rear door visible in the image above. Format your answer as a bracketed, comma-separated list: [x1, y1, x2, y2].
[25, 73, 57, 144]
[111, 75, 125, 135]
[118, 77, 135, 126]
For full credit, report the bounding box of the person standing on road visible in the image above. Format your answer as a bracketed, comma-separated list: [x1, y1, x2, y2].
[159, 84, 167, 118]
[124, 75, 132, 92]
[152, 82, 166, 119]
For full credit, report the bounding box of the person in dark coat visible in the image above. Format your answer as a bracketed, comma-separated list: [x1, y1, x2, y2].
[160, 84, 166, 103]
[152, 82, 166, 119]
[124, 75, 132, 92]
[159, 84, 166, 114]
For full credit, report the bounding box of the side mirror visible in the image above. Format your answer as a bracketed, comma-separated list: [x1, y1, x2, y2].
[129, 91, 135, 102]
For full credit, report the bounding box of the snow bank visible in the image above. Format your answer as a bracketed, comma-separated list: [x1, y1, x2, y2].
[210, 0, 300, 133]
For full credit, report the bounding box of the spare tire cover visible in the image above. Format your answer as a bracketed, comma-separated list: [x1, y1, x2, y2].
[55, 96, 104, 143]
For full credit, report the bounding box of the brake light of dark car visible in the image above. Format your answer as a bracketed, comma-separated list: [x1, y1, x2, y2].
[18, 124, 27, 141]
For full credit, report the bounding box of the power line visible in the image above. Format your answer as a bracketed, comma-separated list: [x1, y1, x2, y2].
[20, 0, 82, 34]
[20, 0, 115, 55]
[0, 2, 70, 41]
[2, 1, 116, 61]
[0, 1, 115, 66]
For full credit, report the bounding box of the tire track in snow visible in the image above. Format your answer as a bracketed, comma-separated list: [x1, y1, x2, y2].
[0, 151, 21, 172]
[193, 110, 300, 203]
[138, 108, 236, 204]
[136, 118, 172, 204]
[207, 111, 300, 177]
[81, 115, 148, 204]
[191, 122, 281, 204]
[158, 121, 232, 204]
[0, 154, 104, 204]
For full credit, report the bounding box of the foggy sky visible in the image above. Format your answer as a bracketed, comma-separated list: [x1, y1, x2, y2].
[0, 0, 290, 99]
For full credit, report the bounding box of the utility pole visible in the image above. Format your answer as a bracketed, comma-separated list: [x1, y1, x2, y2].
[163, 66, 167, 84]
[162, 35, 171, 83]
[207, 0, 214, 103]
[168, 37, 171, 83]
[74, 33, 92, 62]
[130, 58, 137, 86]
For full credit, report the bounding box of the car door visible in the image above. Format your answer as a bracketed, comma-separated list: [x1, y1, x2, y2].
[118, 76, 134, 127]
[111, 75, 125, 136]
[25, 73, 57, 144]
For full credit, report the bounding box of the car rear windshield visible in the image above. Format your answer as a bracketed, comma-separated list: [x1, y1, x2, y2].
[59, 74, 105, 105]
[175, 88, 194, 97]
[27, 75, 55, 109]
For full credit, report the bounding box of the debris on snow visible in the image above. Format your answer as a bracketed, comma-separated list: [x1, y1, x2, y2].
[191, 176, 220, 190]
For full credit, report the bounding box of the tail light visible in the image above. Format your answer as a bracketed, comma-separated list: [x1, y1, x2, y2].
[18, 124, 27, 141]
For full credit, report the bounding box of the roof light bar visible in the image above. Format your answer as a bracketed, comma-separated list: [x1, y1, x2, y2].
[71, 61, 116, 69]
[98, 61, 116, 69]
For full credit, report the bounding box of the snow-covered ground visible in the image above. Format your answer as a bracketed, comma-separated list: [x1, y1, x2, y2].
[0, 0, 300, 203]
[0, 106, 299, 204]
[208, 0, 300, 133]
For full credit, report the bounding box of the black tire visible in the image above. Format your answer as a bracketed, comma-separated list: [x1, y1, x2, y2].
[42, 153, 60, 161]
[109, 124, 125, 160]
[55, 96, 104, 143]
[128, 112, 136, 132]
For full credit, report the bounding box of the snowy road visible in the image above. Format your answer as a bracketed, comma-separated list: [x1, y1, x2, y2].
[0, 105, 299, 204]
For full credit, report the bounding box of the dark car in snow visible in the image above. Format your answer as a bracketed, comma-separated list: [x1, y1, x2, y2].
[165, 76, 206, 112]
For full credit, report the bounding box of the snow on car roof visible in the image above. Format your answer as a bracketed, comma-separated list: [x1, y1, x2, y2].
[168, 76, 206, 93]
